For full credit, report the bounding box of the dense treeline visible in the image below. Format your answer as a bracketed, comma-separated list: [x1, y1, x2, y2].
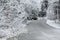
[47, 0, 60, 22]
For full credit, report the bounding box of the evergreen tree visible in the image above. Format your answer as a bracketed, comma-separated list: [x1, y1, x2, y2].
[39, 0, 48, 17]
[41, 0, 48, 12]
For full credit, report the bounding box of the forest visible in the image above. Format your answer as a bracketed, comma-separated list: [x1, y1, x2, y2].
[0, 0, 60, 40]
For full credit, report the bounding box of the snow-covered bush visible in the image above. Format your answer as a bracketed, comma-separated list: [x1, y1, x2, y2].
[24, 4, 40, 20]
[0, 0, 28, 40]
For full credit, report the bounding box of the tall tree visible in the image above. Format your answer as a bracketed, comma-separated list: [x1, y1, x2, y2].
[41, 0, 48, 12]
[39, 0, 48, 17]
[54, 1, 60, 21]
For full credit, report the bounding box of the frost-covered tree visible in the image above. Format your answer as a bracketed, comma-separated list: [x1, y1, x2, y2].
[47, 2, 57, 20]
[54, 1, 60, 21]
[41, 0, 48, 11]
[47, 0, 60, 21]
[25, 4, 39, 20]
[0, 0, 28, 40]
[38, 0, 48, 17]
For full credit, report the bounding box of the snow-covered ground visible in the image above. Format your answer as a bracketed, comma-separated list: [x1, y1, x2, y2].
[7, 19, 60, 40]
[46, 19, 60, 28]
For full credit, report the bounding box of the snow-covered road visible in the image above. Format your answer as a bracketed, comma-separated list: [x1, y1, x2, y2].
[7, 19, 60, 40]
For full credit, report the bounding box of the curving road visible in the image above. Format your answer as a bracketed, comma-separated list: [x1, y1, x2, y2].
[7, 19, 60, 40]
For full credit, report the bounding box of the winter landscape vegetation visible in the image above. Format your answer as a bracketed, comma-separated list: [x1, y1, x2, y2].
[0, 0, 60, 40]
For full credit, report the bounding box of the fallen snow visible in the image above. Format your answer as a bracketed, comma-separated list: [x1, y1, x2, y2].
[46, 19, 60, 28]
[0, 38, 7, 40]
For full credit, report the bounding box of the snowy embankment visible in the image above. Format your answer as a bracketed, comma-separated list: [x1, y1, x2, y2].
[46, 19, 60, 28]
[37, 17, 60, 28]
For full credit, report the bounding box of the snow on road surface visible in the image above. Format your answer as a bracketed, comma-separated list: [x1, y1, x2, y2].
[7, 19, 60, 40]
[46, 20, 60, 28]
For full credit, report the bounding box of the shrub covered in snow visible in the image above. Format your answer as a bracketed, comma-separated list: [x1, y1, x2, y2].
[0, 0, 28, 40]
